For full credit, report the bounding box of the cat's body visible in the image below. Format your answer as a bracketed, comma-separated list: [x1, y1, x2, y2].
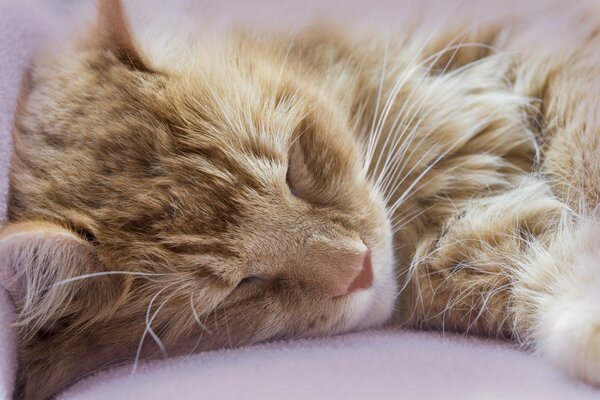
[2, 0, 600, 398]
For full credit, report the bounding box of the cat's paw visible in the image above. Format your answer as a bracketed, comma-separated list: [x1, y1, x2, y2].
[535, 228, 600, 385]
[539, 293, 600, 385]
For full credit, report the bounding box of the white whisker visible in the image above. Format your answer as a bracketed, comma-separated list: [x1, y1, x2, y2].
[47, 271, 167, 290]
[131, 285, 174, 378]
[190, 293, 213, 335]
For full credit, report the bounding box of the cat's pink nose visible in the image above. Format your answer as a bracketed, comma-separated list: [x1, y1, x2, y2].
[346, 251, 373, 295]
[302, 241, 374, 297]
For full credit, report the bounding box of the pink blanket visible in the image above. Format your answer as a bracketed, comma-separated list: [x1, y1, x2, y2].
[1, 1, 600, 399]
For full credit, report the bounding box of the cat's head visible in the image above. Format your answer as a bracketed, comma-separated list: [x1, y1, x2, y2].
[1, 0, 395, 393]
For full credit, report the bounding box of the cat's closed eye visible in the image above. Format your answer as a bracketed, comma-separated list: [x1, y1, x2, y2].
[236, 275, 270, 289]
[286, 138, 329, 206]
[286, 141, 308, 200]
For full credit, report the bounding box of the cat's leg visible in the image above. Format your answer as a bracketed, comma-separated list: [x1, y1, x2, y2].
[399, 176, 600, 384]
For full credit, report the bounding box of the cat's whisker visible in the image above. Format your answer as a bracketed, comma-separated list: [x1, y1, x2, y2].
[189, 302, 214, 355]
[131, 285, 174, 378]
[370, 64, 425, 187]
[190, 293, 212, 335]
[368, 12, 510, 183]
[376, 50, 521, 197]
[364, 36, 390, 170]
[376, 43, 498, 190]
[387, 129, 534, 215]
[273, 33, 299, 98]
[390, 205, 434, 234]
[46, 271, 169, 290]
[381, 127, 443, 203]
[147, 300, 170, 359]
[369, 48, 442, 180]
[386, 114, 500, 216]
[366, 13, 461, 174]
[375, 47, 472, 193]
[373, 41, 504, 189]
[392, 243, 406, 253]
[385, 145, 440, 215]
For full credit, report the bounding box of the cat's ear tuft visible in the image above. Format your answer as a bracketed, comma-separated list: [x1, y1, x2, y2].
[0, 222, 119, 337]
[96, 0, 152, 72]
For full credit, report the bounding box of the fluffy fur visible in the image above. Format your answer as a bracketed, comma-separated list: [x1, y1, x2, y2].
[1, 0, 600, 398]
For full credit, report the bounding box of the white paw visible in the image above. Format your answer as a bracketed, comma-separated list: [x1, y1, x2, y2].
[536, 245, 600, 385]
[539, 297, 600, 385]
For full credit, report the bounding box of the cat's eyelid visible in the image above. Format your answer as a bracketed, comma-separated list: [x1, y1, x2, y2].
[236, 275, 268, 288]
[285, 143, 312, 201]
[285, 165, 302, 198]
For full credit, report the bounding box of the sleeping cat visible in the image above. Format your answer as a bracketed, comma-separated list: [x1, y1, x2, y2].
[2, 0, 600, 398]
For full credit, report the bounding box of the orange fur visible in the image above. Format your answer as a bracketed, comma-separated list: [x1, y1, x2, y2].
[3, 0, 600, 398]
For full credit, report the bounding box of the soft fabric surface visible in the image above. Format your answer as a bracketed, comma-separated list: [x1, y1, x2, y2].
[1, 1, 600, 399]
[59, 330, 600, 400]
[1, 3, 51, 396]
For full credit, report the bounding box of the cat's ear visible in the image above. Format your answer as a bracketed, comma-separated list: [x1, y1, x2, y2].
[0, 222, 119, 336]
[96, 0, 152, 72]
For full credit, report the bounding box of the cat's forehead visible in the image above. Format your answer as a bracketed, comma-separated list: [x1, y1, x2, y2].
[169, 80, 297, 150]
[158, 61, 354, 173]
[76, 50, 300, 160]
[167, 56, 313, 141]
